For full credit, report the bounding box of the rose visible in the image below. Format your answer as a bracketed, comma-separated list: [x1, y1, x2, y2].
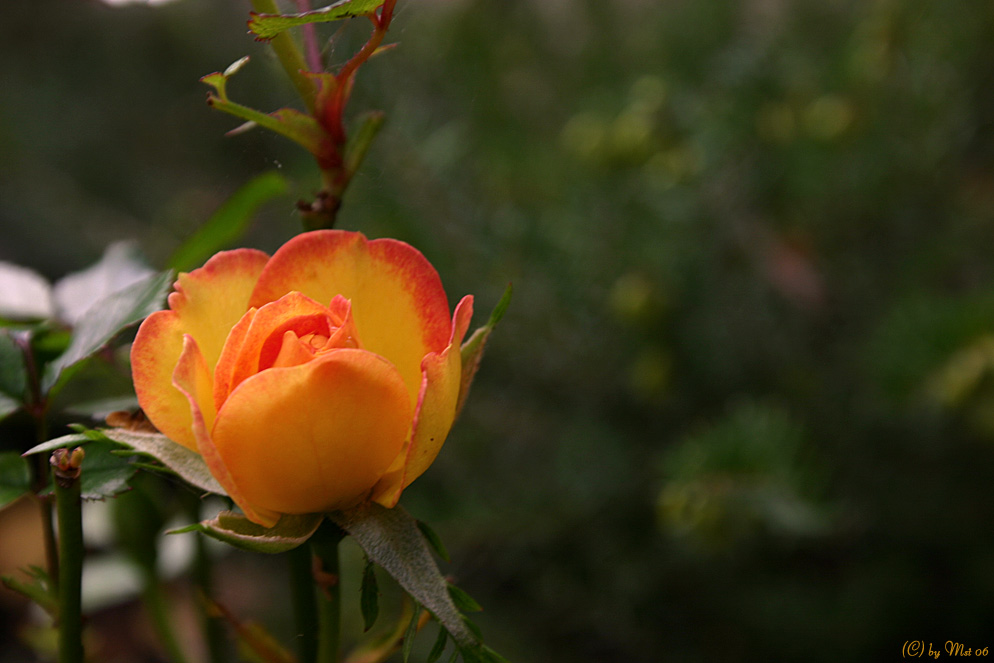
[131, 230, 473, 527]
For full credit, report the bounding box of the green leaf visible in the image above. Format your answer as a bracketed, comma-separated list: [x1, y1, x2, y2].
[457, 284, 512, 415]
[169, 172, 288, 272]
[249, 0, 385, 40]
[171, 511, 323, 554]
[52, 241, 155, 326]
[447, 584, 482, 613]
[0, 451, 31, 510]
[1, 566, 57, 617]
[330, 503, 478, 649]
[0, 329, 28, 402]
[402, 602, 420, 663]
[26, 438, 136, 501]
[417, 519, 451, 562]
[22, 431, 91, 457]
[360, 557, 380, 632]
[89, 427, 225, 496]
[74, 441, 137, 501]
[42, 270, 172, 394]
[427, 625, 448, 663]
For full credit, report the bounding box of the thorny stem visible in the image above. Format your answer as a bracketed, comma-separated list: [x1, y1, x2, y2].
[336, 0, 396, 88]
[250, 0, 317, 112]
[295, 0, 324, 73]
[52, 448, 85, 663]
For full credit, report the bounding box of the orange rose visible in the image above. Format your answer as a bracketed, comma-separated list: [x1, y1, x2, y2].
[131, 230, 472, 527]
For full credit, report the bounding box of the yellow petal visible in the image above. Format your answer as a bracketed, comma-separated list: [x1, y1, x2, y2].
[212, 348, 412, 516]
[131, 310, 195, 449]
[249, 231, 454, 408]
[132, 249, 268, 448]
[169, 249, 269, 370]
[372, 295, 474, 507]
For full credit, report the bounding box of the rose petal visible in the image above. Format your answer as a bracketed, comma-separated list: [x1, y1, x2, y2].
[132, 249, 268, 446]
[172, 334, 280, 526]
[213, 291, 335, 406]
[212, 348, 412, 517]
[168, 249, 269, 369]
[249, 231, 453, 406]
[372, 295, 473, 507]
[132, 310, 196, 449]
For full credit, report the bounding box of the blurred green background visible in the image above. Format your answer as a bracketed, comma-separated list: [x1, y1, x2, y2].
[3, 0, 994, 661]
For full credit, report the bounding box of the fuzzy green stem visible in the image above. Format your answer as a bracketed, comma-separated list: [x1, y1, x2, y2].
[311, 523, 345, 663]
[250, 0, 317, 112]
[52, 449, 84, 663]
[289, 543, 319, 663]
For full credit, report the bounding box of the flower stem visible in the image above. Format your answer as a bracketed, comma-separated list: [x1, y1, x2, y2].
[311, 522, 345, 663]
[288, 543, 318, 663]
[52, 448, 85, 663]
[250, 0, 318, 112]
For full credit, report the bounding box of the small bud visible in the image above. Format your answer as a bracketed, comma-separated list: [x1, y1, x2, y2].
[51, 447, 84, 487]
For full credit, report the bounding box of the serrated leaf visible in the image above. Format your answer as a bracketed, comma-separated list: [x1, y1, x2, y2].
[91, 427, 225, 496]
[169, 172, 288, 272]
[52, 242, 155, 326]
[42, 270, 172, 393]
[171, 511, 323, 554]
[249, 0, 385, 40]
[417, 519, 450, 562]
[447, 584, 482, 613]
[457, 284, 512, 415]
[427, 625, 448, 663]
[360, 557, 380, 632]
[0, 262, 53, 320]
[73, 441, 137, 501]
[330, 503, 478, 649]
[0, 451, 31, 510]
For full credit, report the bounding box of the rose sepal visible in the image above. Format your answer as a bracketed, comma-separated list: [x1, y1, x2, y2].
[170, 511, 324, 554]
[457, 284, 512, 415]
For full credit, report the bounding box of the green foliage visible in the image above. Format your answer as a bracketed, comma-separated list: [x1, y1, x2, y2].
[330, 503, 478, 649]
[42, 270, 172, 394]
[1, 566, 57, 618]
[93, 427, 225, 495]
[248, 0, 386, 40]
[0, 451, 31, 509]
[202, 61, 330, 157]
